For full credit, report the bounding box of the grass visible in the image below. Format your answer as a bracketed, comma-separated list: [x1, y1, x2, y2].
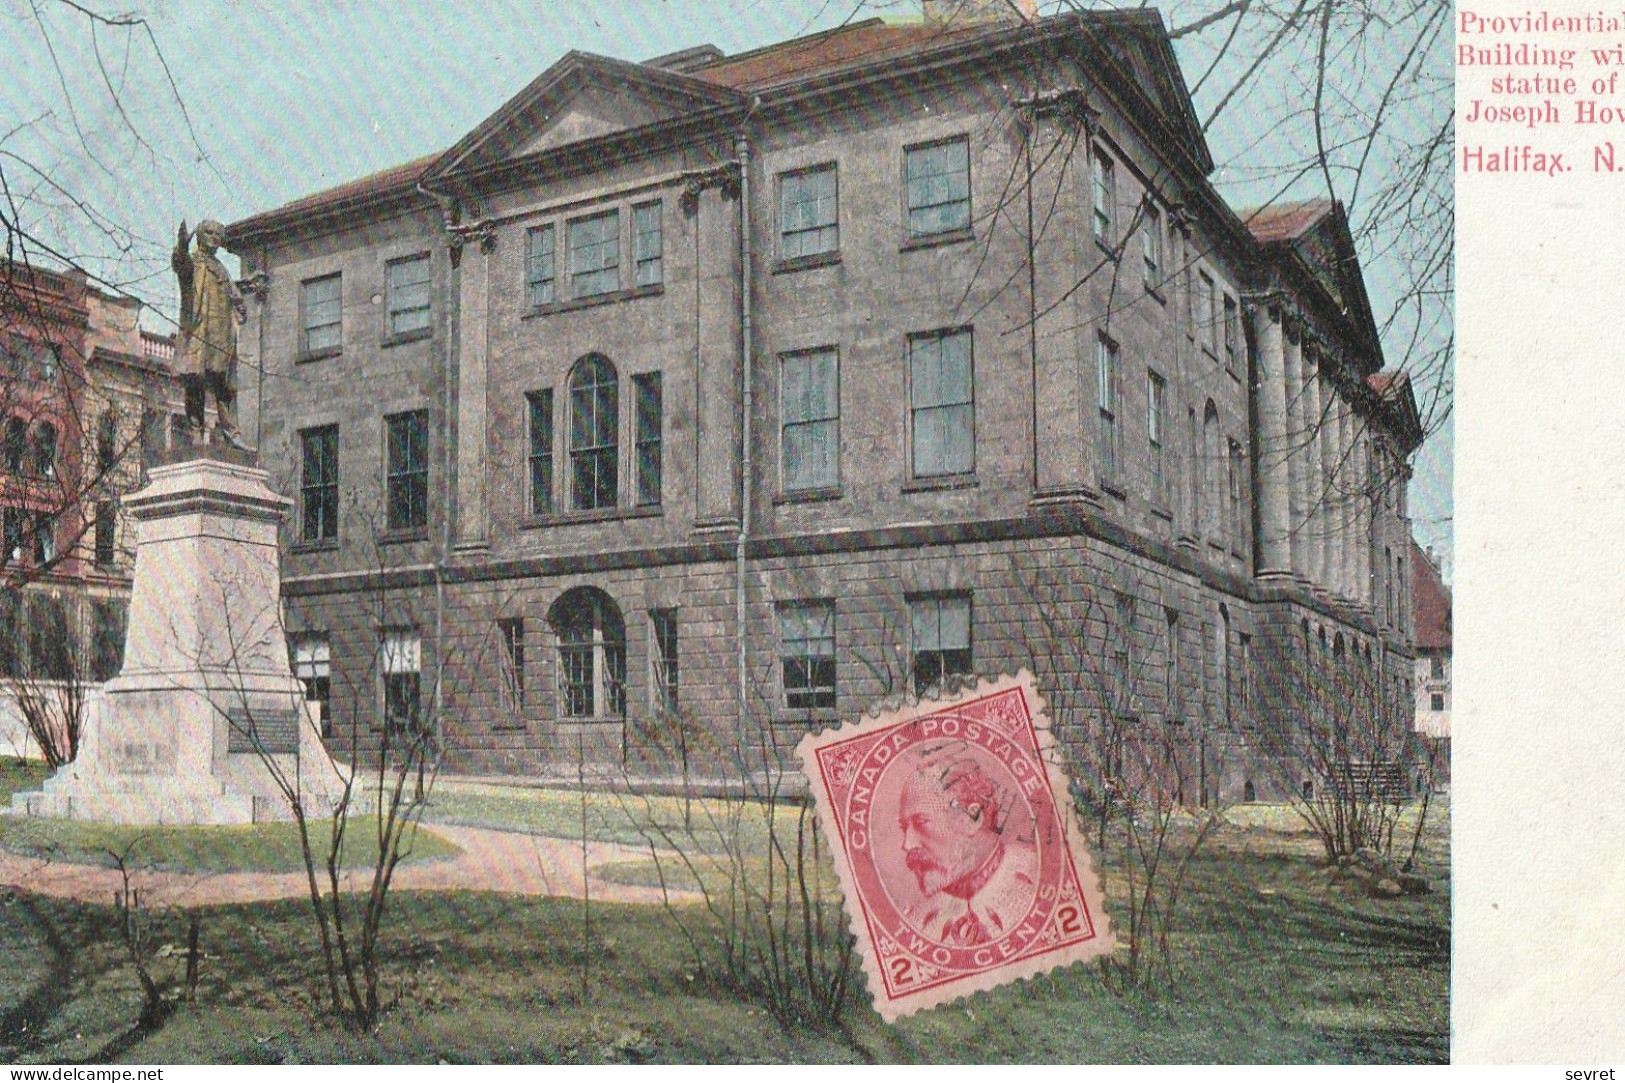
[0, 758, 1450, 1064]
[423, 781, 803, 858]
[0, 758, 460, 874]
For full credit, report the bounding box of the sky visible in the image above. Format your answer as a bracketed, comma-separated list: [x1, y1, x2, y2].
[4, 0, 1452, 573]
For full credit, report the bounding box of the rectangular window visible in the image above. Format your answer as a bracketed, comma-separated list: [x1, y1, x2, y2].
[633, 372, 663, 507]
[633, 202, 662, 287]
[97, 412, 118, 474]
[526, 389, 554, 515]
[1092, 150, 1115, 244]
[1164, 609, 1181, 723]
[1430, 692, 1445, 712]
[301, 274, 342, 357]
[1142, 202, 1163, 287]
[1148, 370, 1166, 507]
[140, 408, 163, 471]
[95, 501, 117, 566]
[498, 617, 525, 714]
[386, 254, 431, 338]
[1238, 633, 1252, 721]
[651, 608, 679, 714]
[910, 594, 972, 695]
[32, 512, 54, 565]
[909, 329, 974, 478]
[780, 164, 839, 258]
[1430, 655, 1445, 680]
[381, 629, 421, 734]
[780, 348, 839, 492]
[779, 601, 836, 710]
[1228, 439, 1244, 547]
[385, 410, 429, 531]
[3, 507, 24, 564]
[29, 594, 71, 681]
[1397, 559, 1405, 632]
[300, 424, 339, 542]
[527, 224, 556, 307]
[1097, 335, 1119, 481]
[91, 599, 126, 683]
[292, 633, 332, 738]
[569, 209, 620, 298]
[1223, 294, 1239, 368]
[905, 137, 971, 238]
[1198, 272, 1217, 356]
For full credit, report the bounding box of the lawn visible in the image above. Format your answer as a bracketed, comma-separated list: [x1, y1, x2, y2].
[0, 758, 1450, 1064]
[0, 759, 460, 873]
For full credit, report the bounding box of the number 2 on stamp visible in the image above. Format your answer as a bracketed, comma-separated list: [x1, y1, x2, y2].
[890, 956, 914, 986]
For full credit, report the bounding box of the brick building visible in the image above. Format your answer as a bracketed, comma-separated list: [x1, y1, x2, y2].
[0, 261, 188, 756]
[227, 8, 1423, 799]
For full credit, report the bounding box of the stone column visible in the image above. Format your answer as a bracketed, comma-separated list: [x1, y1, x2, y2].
[1336, 396, 1357, 600]
[453, 232, 491, 551]
[1252, 302, 1291, 577]
[1318, 362, 1340, 593]
[1353, 418, 1374, 609]
[1282, 322, 1307, 580]
[1301, 347, 1327, 589]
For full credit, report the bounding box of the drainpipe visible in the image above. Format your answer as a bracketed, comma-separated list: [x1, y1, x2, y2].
[735, 130, 754, 740]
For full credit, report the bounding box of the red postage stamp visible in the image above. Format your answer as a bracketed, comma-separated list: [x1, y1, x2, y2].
[797, 671, 1113, 1021]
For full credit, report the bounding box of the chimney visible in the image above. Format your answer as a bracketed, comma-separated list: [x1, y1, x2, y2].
[923, 0, 1037, 23]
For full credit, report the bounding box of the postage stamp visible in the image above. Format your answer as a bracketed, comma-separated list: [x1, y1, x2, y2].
[797, 670, 1113, 1021]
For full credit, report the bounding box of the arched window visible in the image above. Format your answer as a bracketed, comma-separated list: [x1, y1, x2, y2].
[98, 409, 119, 473]
[569, 355, 618, 511]
[3, 417, 25, 474]
[550, 587, 626, 719]
[33, 422, 56, 478]
[1202, 402, 1220, 540]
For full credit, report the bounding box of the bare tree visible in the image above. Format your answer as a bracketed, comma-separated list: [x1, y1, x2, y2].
[1264, 622, 1415, 860]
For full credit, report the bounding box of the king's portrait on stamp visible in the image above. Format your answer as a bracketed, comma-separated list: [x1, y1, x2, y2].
[798, 671, 1113, 1021]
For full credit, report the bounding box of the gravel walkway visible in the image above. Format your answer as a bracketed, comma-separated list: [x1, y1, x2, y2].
[0, 823, 698, 909]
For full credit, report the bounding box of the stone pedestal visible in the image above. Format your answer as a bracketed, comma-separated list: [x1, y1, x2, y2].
[7, 455, 344, 824]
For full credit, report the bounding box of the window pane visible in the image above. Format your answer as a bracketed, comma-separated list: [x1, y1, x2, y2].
[303, 275, 341, 353]
[911, 332, 973, 477]
[388, 256, 431, 336]
[569, 357, 618, 510]
[905, 138, 970, 236]
[780, 166, 838, 258]
[385, 412, 428, 530]
[528, 225, 556, 307]
[634, 372, 662, 506]
[570, 210, 620, 298]
[528, 389, 554, 515]
[633, 203, 662, 287]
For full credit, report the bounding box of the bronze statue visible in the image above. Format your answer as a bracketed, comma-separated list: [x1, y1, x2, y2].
[172, 219, 248, 449]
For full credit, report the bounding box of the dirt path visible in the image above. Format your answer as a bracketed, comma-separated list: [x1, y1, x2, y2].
[0, 823, 697, 909]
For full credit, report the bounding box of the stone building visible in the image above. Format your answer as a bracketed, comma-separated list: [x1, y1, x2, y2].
[0, 260, 188, 756]
[1411, 539, 1451, 783]
[227, 8, 1423, 799]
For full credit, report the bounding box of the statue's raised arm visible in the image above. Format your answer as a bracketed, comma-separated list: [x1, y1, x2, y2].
[172, 219, 195, 334]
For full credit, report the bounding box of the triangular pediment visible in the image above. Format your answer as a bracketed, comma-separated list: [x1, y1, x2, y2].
[427, 52, 743, 182]
[1067, 11, 1213, 175]
[1293, 207, 1382, 359]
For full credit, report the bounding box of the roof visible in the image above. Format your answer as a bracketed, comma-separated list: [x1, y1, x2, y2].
[1240, 199, 1334, 245]
[1411, 540, 1451, 652]
[692, 18, 990, 91]
[229, 153, 440, 242]
[231, 10, 1214, 241]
